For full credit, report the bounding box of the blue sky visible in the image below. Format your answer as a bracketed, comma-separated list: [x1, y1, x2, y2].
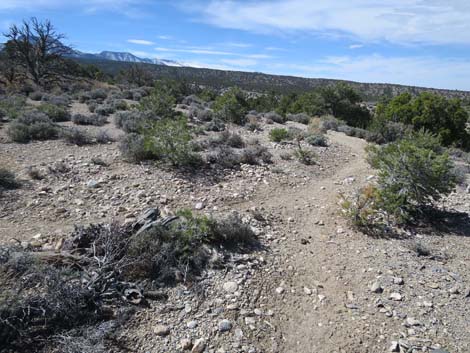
[2, 0, 470, 90]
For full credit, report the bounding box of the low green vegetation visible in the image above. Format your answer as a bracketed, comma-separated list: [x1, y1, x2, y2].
[374, 92, 470, 148]
[342, 131, 457, 233]
[269, 128, 290, 142]
[37, 103, 70, 122]
[143, 117, 202, 168]
[213, 87, 249, 125]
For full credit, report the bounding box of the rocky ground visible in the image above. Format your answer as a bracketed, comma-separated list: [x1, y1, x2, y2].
[1, 100, 469, 353]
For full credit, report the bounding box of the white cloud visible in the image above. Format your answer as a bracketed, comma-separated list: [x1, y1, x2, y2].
[154, 46, 272, 59]
[195, 0, 470, 45]
[128, 39, 155, 45]
[224, 42, 252, 48]
[158, 35, 173, 40]
[0, 0, 144, 15]
[269, 54, 470, 90]
[349, 44, 364, 49]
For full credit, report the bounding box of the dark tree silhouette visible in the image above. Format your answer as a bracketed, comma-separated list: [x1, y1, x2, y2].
[3, 18, 72, 86]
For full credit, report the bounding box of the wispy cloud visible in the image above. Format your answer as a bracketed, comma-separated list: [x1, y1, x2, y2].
[0, 0, 145, 16]
[154, 46, 272, 59]
[269, 54, 470, 90]
[158, 35, 173, 40]
[224, 42, 252, 48]
[127, 39, 155, 45]
[193, 0, 470, 45]
[349, 44, 364, 49]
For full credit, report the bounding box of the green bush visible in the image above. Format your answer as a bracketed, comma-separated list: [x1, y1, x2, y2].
[213, 87, 249, 125]
[38, 103, 70, 122]
[269, 128, 290, 142]
[143, 117, 202, 168]
[138, 87, 176, 118]
[320, 83, 371, 128]
[7, 112, 59, 143]
[375, 92, 470, 148]
[119, 133, 158, 162]
[348, 131, 457, 226]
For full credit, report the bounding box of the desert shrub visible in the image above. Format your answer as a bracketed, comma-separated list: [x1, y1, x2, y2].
[319, 115, 342, 132]
[95, 130, 114, 144]
[72, 113, 107, 126]
[0, 168, 19, 190]
[182, 95, 204, 106]
[337, 125, 355, 136]
[378, 121, 413, 143]
[210, 213, 257, 247]
[188, 105, 214, 121]
[143, 117, 203, 168]
[115, 110, 149, 133]
[209, 131, 245, 149]
[246, 115, 260, 131]
[89, 89, 108, 100]
[269, 128, 290, 142]
[138, 88, 176, 118]
[286, 113, 310, 124]
[0, 95, 27, 120]
[369, 131, 456, 217]
[280, 151, 293, 160]
[29, 91, 43, 101]
[95, 104, 115, 116]
[78, 92, 91, 103]
[119, 133, 158, 162]
[305, 133, 328, 147]
[0, 253, 102, 349]
[213, 87, 249, 125]
[343, 131, 457, 230]
[38, 103, 70, 122]
[264, 111, 285, 124]
[46, 95, 71, 107]
[206, 146, 242, 169]
[86, 100, 98, 113]
[108, 99, 128, 111]
[61, 128, 93, 146]
[452, 164, 469, 185]
[294, 145, 316, 165]
[364, 131, 386, 144]
[204, 119, 225, 132]
[7, 112, 58, 143]
[240, 145, 272, 165]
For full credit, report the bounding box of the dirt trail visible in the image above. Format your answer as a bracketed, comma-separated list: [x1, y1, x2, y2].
[237, 132, 385, 352]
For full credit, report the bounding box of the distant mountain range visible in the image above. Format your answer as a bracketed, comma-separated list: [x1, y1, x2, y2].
[69, 50, 183, 67]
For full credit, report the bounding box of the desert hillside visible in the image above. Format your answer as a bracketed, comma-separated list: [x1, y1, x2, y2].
[1, 18, 470, 353]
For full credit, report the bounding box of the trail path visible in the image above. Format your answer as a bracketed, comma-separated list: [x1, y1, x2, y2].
[236, 132, 394, 352]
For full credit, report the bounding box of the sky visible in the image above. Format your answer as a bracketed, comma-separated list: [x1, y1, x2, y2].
[2, 0, 470, 90]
